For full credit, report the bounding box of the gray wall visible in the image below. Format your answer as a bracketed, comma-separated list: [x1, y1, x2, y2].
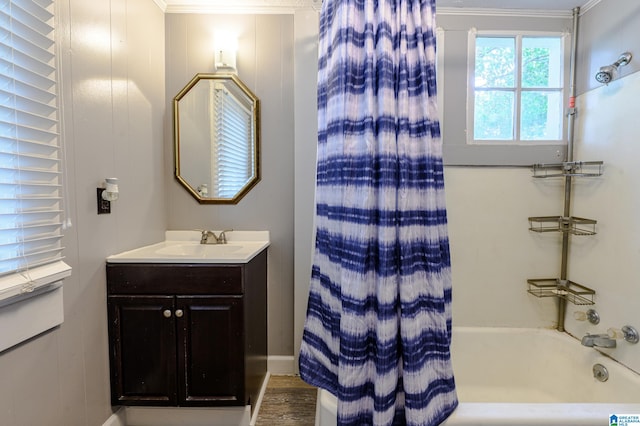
[0, 0, 167, 424]
[164, 13, 295, 356]
[576, 0, 640, 95]
[436, 13, 573, 165]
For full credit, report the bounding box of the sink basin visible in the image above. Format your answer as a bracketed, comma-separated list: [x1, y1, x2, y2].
[106, 231, 270, 264]
[155, 243, 243, 257]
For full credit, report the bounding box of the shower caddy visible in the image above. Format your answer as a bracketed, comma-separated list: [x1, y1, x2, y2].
[524, 6, 603, 333]
[526, 161, 602, 330]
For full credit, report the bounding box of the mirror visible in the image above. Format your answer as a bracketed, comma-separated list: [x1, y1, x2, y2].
[173, 73, 260, 204]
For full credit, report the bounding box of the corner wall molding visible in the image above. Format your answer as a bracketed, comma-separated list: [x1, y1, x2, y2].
[153, 0, 167, 13]
[578, 0, 601, 15]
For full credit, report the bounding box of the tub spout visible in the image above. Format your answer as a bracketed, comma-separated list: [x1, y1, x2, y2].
[581, 333, 616, 348]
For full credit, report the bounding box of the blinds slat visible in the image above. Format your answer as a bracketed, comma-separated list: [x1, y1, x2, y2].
[0, 0, 60, 276]
[0, 59, 57, 93]
[211, 84, 254, 197]
[10, 0, 53, 22]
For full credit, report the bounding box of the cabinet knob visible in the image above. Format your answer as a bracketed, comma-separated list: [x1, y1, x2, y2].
[163, 309, 172, 318]
[175, 309, 184, 318]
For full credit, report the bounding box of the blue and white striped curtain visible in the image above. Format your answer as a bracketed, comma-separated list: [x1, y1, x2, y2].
[299, 0, 458, 424]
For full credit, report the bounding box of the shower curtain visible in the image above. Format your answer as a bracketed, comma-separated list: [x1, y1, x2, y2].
[299, 0, 458, 425]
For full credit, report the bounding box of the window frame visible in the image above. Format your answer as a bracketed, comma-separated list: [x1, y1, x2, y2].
[439, 25, 572, 166]
[0, 0, 71, 352]
[467, 30, 567, 147]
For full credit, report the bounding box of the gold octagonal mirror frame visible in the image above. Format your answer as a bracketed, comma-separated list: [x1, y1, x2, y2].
[173, 73, 260, 204]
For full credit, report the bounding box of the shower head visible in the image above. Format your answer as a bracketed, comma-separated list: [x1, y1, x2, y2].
[595, 66, 614, 84]
[595, 52, 632, 84]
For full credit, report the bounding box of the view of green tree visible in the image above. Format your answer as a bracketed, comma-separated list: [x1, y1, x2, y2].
[474, 36, 563, 141]
[475, 91, 513, 139]
[475, 37, 514, 87]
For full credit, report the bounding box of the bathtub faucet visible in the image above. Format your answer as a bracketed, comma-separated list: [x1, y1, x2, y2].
[581, 333, 616, 348]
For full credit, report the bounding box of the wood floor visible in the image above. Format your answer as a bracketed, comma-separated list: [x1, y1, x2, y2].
[255, 375, 317, 426]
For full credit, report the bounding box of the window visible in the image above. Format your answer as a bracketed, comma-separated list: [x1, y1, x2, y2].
[441, 26, 570, 166]
[0, 0, 70, 315]
[469, 32, 565, 145]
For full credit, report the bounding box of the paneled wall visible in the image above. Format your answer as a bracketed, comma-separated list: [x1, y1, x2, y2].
[0, 0, 167, 425]
[165, 14, 295, 357]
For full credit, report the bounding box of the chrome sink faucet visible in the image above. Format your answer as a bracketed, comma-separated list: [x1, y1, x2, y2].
[581, 333, 617, 349]
[200, 229, 233, 245]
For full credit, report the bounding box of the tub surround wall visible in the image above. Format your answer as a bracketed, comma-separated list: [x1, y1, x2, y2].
[0, 0, 167, 425]
[444, 0, 640, 374]
[164, 13, 295, 357]
[570, 71, 640, 374]
[563, 0, 640, 375]
[444, 167, 562, 328]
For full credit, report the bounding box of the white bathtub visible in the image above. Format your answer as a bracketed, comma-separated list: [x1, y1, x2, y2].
[315, 327, 640, 425]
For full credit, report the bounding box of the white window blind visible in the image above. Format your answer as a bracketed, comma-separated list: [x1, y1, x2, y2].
[0, 0, 66, 277]
[211, 83, 254, 199]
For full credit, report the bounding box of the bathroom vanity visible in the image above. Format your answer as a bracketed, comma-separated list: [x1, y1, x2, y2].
[105, 231, 269, 410]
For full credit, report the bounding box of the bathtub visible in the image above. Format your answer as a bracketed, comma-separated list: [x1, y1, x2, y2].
[315, 327, 640, 426]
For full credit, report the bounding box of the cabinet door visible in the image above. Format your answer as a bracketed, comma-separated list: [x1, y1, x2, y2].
[176, 296, 244, 406]
[108, 295, 177, 405]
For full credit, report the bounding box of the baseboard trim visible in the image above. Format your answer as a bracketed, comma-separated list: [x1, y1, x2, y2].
[103, 408, 126, 426]
[124, 406, 250, 426]
[267, 355, 296, 375]
[249, 372, 271, 426]
[103, 358, 293, 426]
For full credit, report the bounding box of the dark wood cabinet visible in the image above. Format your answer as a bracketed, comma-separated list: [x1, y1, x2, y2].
[106, 250, 267, 409]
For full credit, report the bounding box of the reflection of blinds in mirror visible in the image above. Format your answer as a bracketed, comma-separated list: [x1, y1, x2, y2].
[211, 83, 254, 199]
[0, 0, 65, 276]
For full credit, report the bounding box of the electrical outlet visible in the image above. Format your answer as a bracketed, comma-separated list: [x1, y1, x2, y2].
[97, 188, 111, 214]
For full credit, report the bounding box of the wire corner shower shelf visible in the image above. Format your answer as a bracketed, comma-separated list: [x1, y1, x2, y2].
[531, 161, 604, 178]
[527, 278, 596, 306]
[528, 216, 597, 236]
[526, 160, 603, 309]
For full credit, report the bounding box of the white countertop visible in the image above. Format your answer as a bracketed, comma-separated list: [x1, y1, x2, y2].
[106, 230, 270, 264]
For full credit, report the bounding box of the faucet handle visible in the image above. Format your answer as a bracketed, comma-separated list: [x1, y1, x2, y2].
[573, 309, 600, 324]
[217, 229, 233, 244]
[607, 326, 639, 344]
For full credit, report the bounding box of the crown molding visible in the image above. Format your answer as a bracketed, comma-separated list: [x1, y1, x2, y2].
[437, 7, 573, 18]
[578, 0, 601, 15]
[159, 0, 598, 17]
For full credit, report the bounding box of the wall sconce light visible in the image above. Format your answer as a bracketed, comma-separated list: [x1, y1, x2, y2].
[97, 178, 119, 214]
[214, 31, 238, 71]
